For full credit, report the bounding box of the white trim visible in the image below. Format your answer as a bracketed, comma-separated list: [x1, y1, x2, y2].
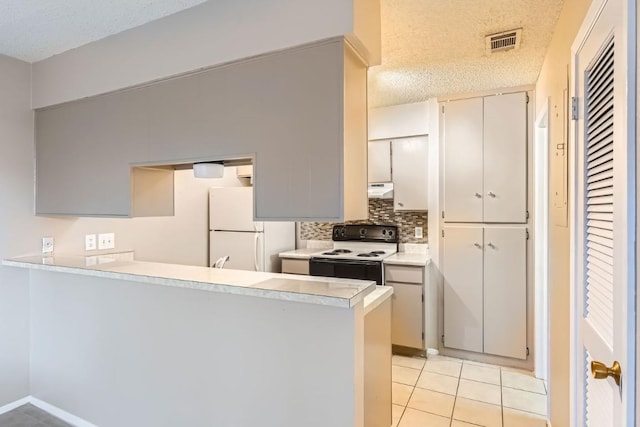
[29, 397, 98, 427]
[0, 396, 30, 415]
[0, 396, 97, 427]
[570, 0, 637, 425]
[569, 3, 610, 425]
[534, 98, 550, 386]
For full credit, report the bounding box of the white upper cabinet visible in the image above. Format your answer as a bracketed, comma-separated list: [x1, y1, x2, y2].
[392, 136, 428, 211]
[443, 97, 484, 222]
[442, 92, 528, 223]
[368, 102, 430, 140]
[483, 92, 527, 223]
[368, 140, 391, 183]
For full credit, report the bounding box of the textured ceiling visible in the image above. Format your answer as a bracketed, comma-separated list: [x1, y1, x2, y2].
[368, 0, 565, 107]
[0, 0, 207, 62]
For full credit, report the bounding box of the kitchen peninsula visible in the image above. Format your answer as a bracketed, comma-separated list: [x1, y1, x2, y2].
[4, 255, 392, 427]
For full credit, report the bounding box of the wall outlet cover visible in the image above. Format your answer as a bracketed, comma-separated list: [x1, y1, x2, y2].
[414, 227, 423, 239]
[42, 237, 54, 254]
[85, 234, 97, 251]
[98, 233, 115, 250]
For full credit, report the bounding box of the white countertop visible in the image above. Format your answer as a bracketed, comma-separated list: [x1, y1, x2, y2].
[3, 255, 376, 309]
[383, 253, 431, 267]
[278, 248, 323, 259]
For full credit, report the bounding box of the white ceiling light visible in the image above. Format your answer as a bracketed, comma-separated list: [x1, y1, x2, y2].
[193, 162, 224, 179]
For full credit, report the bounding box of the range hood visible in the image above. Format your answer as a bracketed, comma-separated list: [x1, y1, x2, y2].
[368, 183, 394, 199]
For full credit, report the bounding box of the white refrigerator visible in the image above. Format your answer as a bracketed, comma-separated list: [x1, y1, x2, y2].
[209, 187, 295, 272]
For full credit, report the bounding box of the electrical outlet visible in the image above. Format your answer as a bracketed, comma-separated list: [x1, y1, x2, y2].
[85, 234, 97, 251]
[414, 227, 423, 239]
[42, 237, 54, 254]
[98, 233, 115, 250]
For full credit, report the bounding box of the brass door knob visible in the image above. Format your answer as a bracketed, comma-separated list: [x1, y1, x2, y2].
[591, 360, 621, 385]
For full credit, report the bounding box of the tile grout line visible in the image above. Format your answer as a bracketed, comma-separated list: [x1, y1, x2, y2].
[448, 361, 463, 427]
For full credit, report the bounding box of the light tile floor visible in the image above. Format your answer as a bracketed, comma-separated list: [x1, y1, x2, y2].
[392, 354, 549, 427]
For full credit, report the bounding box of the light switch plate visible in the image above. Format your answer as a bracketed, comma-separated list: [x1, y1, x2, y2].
[85, 234, 97, 251]
[98, 233, 115, 250]
[42, 237, 54, 254]
[414, 227, 423, 239]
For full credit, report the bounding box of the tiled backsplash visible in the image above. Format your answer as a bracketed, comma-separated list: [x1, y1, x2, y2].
[299, 199, 428, 244]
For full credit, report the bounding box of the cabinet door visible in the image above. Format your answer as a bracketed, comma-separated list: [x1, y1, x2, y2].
[368, 140, 391, 182]
[392, 136, 428, 211]
[483, 92, 527, 223]
[483, 226, 527, 359]
[443, 98, 484, 222]
[443, 226, 484, 352]
[388, 282, 423, 349]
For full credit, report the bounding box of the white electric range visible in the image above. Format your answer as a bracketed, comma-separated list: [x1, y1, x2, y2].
[309, 224, 399, 285]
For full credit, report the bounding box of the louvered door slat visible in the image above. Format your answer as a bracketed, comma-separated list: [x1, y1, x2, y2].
[587, 226, 614, 240]
[587, 255, 614, 274]
[583, 38, 615, 347]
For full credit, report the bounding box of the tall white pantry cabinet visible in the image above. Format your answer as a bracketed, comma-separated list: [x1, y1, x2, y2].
[440, 91, 529, 361]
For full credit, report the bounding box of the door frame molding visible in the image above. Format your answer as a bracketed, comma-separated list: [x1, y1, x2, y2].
[534, 98, 550, 386]
[569, 0, 637, 424]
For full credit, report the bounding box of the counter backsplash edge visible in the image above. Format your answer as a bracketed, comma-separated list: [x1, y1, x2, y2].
[298, 199, 428, 244]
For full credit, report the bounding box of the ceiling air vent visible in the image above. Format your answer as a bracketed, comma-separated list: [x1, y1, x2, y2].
[485, 29, 522, 54]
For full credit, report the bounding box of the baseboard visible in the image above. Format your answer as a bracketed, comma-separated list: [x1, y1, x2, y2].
[0, 396, 30, 415]
[29, 397, 97, 427]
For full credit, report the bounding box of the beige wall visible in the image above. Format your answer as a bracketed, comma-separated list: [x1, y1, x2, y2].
[534, 0, 593, 425]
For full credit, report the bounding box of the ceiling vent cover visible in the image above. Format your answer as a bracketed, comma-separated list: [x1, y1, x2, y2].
[486, 29, 522, 54]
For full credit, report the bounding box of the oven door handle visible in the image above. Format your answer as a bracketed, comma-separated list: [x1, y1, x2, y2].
[310, 258, 380, 267]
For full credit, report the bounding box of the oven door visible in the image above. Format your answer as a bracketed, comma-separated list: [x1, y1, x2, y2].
[309, 257, 382, 285]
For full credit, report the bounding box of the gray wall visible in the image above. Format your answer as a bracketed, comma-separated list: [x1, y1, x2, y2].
[0, 53, 246, 407]
[29, 270, 362, 427]
[0, 55, 69, 406]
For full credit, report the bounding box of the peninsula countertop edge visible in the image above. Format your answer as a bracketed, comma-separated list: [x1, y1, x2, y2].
[3, 255, 377, 309]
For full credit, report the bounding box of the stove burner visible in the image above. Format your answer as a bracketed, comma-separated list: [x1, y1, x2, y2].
[357, 253, 379, 257]
[370, 251, 386, 255]
[333, 249, 352, 254]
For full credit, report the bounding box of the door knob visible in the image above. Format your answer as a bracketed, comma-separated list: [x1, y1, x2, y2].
[591, 360, 621, 385]
[488, 191, 496, 198]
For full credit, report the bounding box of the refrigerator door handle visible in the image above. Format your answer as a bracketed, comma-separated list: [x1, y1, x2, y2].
[254, 233, 260, 271]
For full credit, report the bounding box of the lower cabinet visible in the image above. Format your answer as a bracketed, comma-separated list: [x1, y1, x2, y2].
[281, 258, 309, 275]
[385, 264, 425, 349]
[443, 225, 527, 359]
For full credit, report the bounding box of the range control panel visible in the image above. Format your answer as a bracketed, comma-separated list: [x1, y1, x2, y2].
[332, 224, 399, 243]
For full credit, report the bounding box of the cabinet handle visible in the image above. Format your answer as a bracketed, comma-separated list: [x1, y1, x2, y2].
[474, 193, 482, 198]
[488, 191, 496, 198]
[474, 243, 482, 249]
[397, 202, 404, 207]
[487, 242, 495, 249]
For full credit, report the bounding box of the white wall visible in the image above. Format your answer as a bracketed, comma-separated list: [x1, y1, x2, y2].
[32, 0, 380, 108]
[29, 270, 363, 427]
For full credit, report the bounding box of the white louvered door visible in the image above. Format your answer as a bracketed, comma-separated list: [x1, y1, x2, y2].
[572, 0, 636, 425]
